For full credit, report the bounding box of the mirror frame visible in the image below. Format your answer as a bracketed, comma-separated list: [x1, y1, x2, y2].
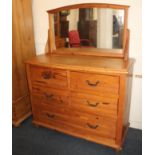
[46, 3, 129, 60]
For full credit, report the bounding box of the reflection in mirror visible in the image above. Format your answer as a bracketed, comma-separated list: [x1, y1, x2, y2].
[54, 8, 124, 49]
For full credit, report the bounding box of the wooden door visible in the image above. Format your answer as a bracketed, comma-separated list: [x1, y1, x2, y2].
[12, 0, 36, 126]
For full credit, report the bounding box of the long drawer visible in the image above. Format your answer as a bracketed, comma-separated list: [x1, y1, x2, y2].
[70, 72, 119, 97]
[31, 85, 118, 118]
[32, 103, 116, 139]
[31, 86, 69, 106]
[70, 92, 118, 118]
[29, 66, 68, 89]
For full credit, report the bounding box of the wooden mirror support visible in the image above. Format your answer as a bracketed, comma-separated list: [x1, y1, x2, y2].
[46, 3, 130, 61]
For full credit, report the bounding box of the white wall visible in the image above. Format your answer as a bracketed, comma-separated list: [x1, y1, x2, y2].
[97, 9, 113, 48]
[32, 0, 142, 129]
[67, 9, 79, 31]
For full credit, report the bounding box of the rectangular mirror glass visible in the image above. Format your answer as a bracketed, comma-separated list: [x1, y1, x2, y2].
[54, 8, 124, 50]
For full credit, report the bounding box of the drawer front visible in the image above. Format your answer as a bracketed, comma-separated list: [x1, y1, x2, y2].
[30, 66, 68, 89]
[70, 92, 118, 118]
[70, 72, 119, 96]
[31, 86, 69, 106]
[31, 86, 118, 118]
[32, 103, 116, 139]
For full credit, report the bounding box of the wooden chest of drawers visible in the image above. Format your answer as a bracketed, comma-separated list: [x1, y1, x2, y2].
[26, 54, 133, 150]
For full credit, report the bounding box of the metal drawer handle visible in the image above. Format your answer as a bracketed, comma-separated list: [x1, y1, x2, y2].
[86, 80, 100, 87]
[46, 113, 55, 119]
[44, 93, 53, 100]
[87, 100, 99, 107]
[41, 71, 52, 79]
[87, 123, 99, 129]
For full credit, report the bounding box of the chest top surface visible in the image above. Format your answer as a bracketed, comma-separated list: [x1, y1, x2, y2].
[26, 54, 134, 74]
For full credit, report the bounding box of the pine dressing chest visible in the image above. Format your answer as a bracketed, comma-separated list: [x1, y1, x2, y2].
[26, 3, 134, 151]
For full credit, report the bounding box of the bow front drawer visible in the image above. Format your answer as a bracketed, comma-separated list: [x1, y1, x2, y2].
[29, 66, 68, 89]
[70, 72, 119, 96]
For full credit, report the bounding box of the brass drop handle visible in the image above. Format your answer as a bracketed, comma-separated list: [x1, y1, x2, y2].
[87, 123, 99, 129]
[87, 100, 99, 107]
[86, 80, 100, 87]
[46, 113, 55, 119]
[41, 71, 52, 79]
[44, 93, 53, 100]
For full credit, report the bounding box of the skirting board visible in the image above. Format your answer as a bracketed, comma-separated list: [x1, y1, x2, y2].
[130, 121, 142, 129]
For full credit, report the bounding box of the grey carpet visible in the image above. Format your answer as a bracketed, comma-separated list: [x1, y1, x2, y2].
[12, 117, 142, 155]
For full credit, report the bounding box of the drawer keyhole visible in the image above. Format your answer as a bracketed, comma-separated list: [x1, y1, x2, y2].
[102, 102, 110, 105]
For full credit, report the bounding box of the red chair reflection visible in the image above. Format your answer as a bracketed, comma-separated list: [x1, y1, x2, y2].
[68, 30, 91, 48]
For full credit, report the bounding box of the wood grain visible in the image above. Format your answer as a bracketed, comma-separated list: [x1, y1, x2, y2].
[52, 48, 124, 57]
[13, 0, 36, 126]
[26, 59, 134, 150]
[32, 103, 116, 139]
[29, 65, 68, 89]
[70, 71, 119, 95]
[70, 92, 118, 118]
[25, 54, 134, 74]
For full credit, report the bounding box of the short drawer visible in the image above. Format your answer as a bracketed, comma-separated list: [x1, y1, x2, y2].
[70, 72, 119, 96]
[70, 92, 118, 118]
[29, 66, 68, 89]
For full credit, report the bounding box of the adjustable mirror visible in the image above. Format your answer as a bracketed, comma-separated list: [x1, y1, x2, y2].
[47, 3, 129, 59]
